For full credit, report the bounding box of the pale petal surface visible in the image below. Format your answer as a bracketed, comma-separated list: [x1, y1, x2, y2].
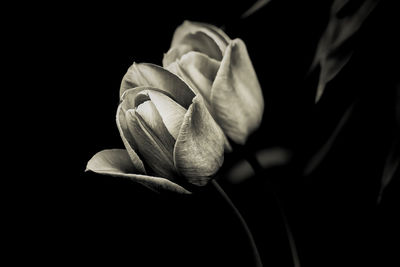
[125, 105, 177, 181]
[116, 104, 146, 173]
[211, 39, 264, 145]
[165, 51, 220, 106]
[168, 31, 223, 62]
[171, 20, 230, 54]
[147, 90, 187, 140]
[86, 149, 191, 194]
[120, 63, 195, 108]
[174, 95, 225, 186]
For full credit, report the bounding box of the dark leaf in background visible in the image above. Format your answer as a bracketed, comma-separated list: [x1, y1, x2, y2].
[310, 0, 380, 102]
[303, 100, 356, 176]
[241, 0, 272, 19]
[377, 83, 400, 203]
[377, 140, 400, 203]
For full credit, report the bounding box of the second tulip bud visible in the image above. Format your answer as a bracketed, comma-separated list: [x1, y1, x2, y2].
[163, 20, 264, 145]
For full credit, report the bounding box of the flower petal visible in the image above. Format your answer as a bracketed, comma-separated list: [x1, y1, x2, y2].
[116, 104, 146, 173]
[165, 31, 222, 64]
[211, 39, 264, 145]
[86, 149, 191, 194]
[174, 95, 225, 186]
[120, 63, 195, 109]
[171, 20, 231, 55]
[125, 108, 177, 180]
[147, 90, 187, 140]
[135, 100, 178, 145]
[165, 51, 220, 107]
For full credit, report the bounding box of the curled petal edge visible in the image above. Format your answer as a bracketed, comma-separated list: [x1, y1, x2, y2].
[116, 104, 147, 174]
[86, 149, 191, 194]
[120, 63, 195, 109]
[171, 20, 231, 55]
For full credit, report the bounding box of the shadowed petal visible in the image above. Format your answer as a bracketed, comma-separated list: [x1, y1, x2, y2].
[86, 149, 191, 194]
[174, 95, 225, 186]
[120, 63, 195, 108]
[171, 20, 230, 54]
[211, 39, 264, 145]
[165, 51, 220, 106]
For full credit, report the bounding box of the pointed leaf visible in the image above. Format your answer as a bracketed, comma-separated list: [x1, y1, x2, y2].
[311, 0, 380, 102]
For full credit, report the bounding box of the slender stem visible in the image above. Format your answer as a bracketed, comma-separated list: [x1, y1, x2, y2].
[211, 180, 263, 267]
[273, 191, 301, 267]
[245, 155, 301, 267]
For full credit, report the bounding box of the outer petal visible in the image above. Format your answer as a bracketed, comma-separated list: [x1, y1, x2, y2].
[171, 20, 231, 54]
[211, 39, 264, 145]
[86, 149, 191, 194]
[120, 63, 195, 109]
[164, 51, 220, 107]
[174, 95, 225, 186]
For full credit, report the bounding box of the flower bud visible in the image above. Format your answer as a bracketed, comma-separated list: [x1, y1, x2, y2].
[163, 21, 264, 145]
[116, 63, 226, 186]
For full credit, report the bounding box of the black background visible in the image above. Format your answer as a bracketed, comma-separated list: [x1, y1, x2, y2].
[16, 0, 399, 266]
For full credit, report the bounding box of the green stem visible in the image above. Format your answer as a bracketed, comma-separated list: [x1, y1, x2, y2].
[211, 180, 263, 267]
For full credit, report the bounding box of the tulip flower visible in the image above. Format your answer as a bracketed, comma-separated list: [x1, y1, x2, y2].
[87, 63, 226, 193]
[163, 20, 264, 145]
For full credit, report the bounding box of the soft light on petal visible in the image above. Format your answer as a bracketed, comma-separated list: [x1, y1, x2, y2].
[120, 63, 195, 108]
[211, 39, 264, 145]
[174, 31, 222, 61]
[162, 45, 193, 68]
[116, 104, 146, 173]
[165, 51, 220, 106]
[171, 20, 231, 55]
[174, 95, 225, 186]
[125, 109, 177, 180]
[86, 149, 191, 194]
[147, 90, 187, 140]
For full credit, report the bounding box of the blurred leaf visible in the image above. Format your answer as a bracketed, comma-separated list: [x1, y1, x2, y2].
[224, 147, 291, 184]
[310, 0, 380, 102]
[304, 101, 356, 176]
[377, 82, 400, 203]
[377, 141, 400, 204]
[241, 0, 272, 19]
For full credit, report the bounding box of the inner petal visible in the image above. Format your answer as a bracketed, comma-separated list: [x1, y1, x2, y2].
[135, 100, 176, 155]
[177, 51, 220, 104]
[125, 108, 177, 180]
[147, 90, 187, 140]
